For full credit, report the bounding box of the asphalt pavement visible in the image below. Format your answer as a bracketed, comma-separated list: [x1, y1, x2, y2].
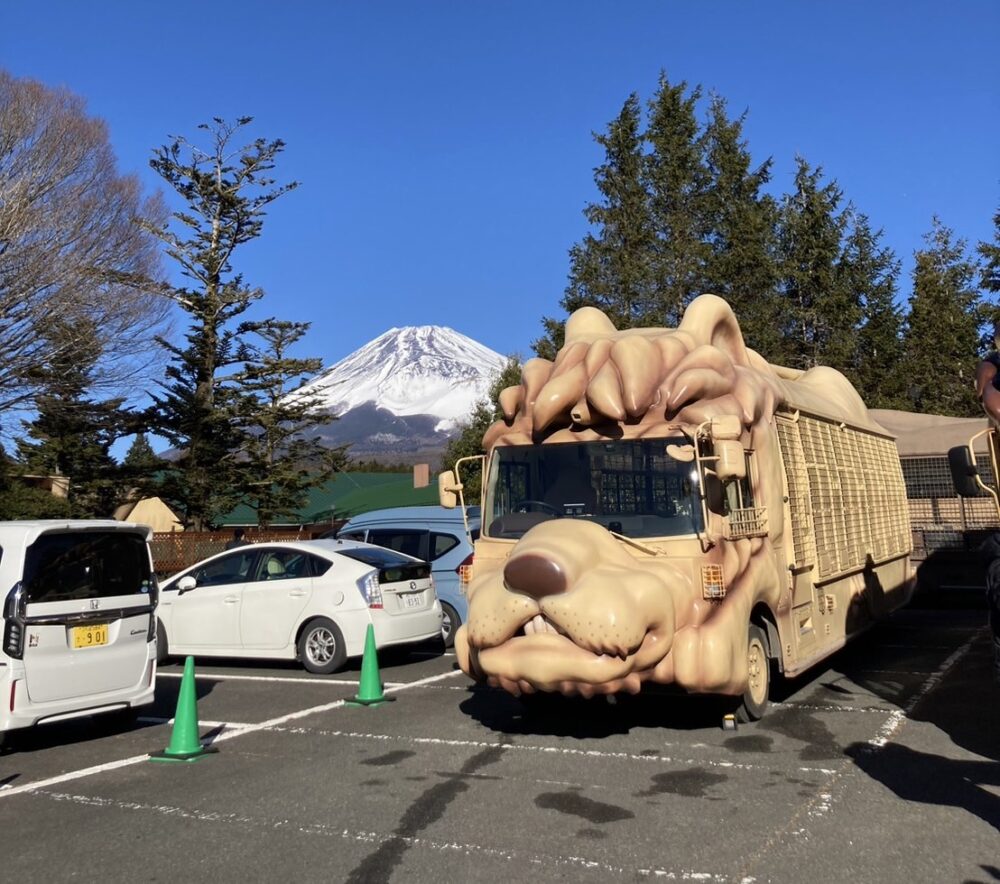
[1, 603, 997, 884]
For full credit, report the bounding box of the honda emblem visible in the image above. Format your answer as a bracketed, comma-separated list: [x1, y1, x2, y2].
[89, 599, 100, 610]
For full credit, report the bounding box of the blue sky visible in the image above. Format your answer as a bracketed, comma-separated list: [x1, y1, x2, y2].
[3, 1, 998, 368]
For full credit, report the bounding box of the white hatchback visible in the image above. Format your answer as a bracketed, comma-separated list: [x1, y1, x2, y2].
[156, 539, 443, 673]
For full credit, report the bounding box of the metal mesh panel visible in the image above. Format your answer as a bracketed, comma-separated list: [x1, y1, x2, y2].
[901, 454, 1000, 532]
[775, 417, 816, 569]
[727, 506, 768, 538]
[777, 413, 910, 580]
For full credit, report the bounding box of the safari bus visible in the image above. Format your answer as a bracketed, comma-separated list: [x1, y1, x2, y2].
[440, 295, 914, 720]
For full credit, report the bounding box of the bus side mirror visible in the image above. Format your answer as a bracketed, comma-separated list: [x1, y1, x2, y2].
[438, 470, 461, 509]
[948, 445, 980, 497]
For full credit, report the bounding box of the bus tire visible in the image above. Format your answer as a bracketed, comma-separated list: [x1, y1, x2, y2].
[736, 624, 770, 722]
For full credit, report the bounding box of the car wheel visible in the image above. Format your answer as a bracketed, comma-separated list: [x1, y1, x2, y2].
[440, 602, 460, 649]
[156, 619, 169, 665]
[735, 624, 770, 723]
[298, 617, 347, 674]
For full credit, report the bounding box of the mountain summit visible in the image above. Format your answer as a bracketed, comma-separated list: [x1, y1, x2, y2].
[298, 326, 506, 461]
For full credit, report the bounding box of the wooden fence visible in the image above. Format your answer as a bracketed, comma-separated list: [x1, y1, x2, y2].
[151, 524, 343, 576]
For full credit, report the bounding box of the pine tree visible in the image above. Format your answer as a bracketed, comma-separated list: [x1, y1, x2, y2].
[442, 357, 523, 501]
[121, 432, 162, 501]
[979, 202, 1000, 337]
[14, 317, 131, 517]
[644, 74, 710, 327]
[0, 447, 72, 519]
[235, 320, 348, 528]
[903, 218, 983, 416]
[144, 118, 299, 529]
[535, 95, 655, 358]
[837, 214, 907, 408]
[777, 158, 852, 369]
[700, 95, 782, 358]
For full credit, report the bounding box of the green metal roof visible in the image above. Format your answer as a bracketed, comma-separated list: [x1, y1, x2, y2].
[220, 472, 438, 527]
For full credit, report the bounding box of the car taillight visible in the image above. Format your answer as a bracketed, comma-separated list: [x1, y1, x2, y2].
[3, 582, 26, 660]
[360, 571, 383, 609]
[456, 553, 474, 591]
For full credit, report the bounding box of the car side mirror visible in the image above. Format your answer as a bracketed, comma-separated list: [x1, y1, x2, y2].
[948, 445, 981, 497]
[177, 575, 197, 595]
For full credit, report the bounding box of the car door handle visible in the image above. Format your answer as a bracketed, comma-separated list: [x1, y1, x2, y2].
[288, 589, 306, 598]
[224, 596, 239, 604]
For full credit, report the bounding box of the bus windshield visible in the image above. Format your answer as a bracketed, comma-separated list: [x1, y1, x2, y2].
[484, 438, 704, 540]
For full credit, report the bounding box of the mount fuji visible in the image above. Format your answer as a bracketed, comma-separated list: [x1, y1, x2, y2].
[298, 325, 507, 462]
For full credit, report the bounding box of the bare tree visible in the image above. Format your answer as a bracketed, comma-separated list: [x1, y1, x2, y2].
[0, 70, 171, 424]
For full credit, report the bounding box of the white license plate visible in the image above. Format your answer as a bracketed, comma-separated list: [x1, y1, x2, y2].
[404, 593, 423, 609]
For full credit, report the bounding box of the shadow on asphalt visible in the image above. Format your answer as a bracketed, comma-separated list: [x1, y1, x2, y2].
[460, 684, 737, 738]
[843, 622, 1000, 832]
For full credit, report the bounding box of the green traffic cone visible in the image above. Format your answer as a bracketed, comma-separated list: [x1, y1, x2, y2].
[347, 624, 390, 706]
[150, 656, 217, 762]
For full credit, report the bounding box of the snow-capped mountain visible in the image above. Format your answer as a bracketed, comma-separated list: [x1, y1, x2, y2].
[298, 326, 507, 460]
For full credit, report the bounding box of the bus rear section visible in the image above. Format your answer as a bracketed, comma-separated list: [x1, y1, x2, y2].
[0, 521, 158, 738]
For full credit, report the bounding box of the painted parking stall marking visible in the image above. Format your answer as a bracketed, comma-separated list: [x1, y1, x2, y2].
[0, 668, 463, 800]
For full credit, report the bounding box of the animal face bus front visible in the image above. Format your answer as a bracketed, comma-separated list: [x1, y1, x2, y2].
[0, 521, 158, 736]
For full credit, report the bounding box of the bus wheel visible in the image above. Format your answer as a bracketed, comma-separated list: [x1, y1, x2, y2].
[736, 624, 770, 722]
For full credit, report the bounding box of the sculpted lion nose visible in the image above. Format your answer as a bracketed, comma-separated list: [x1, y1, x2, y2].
[503, 553, 567, 598]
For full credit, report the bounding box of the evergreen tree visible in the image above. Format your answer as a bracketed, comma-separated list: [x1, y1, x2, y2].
[979, 201, 1000, 336]
[235, 320, 348, 528]
[903, 218, 983, 416]
[535, 95, 655, 358]
[0, 448, 73, 519]
[644, 74, 710, 327]
[837, 214, 907, 407]
[777, 158, 852, 369]
[700, 95, 782, 358]
[121, 432, 163, 501]
[15, 320, 129, 517]
[144, 118, 299, 529]
[442, 357, 523, 502]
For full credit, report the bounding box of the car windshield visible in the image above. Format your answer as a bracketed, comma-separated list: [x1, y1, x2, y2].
[483, 438, 703, 540]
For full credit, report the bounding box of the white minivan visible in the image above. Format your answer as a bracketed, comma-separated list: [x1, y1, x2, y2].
[0, 521, 158, 744]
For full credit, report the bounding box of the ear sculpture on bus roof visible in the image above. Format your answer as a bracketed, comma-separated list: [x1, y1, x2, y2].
[486, 294, 783, 449]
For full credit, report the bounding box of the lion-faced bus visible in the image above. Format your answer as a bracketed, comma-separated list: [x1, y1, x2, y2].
[440, 295, 914, 720]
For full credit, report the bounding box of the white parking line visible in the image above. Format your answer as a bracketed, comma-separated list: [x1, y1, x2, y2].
[137, 717, 252, 729]
[0, 669, 463, 800]
[266, 725, 838, 776]
[36, 790, 741, 882]
[156, 671, 405, 688]
[736, 628, 984, 879]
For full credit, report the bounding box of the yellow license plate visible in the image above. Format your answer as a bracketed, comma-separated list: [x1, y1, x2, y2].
[71, 623, 109, 649]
